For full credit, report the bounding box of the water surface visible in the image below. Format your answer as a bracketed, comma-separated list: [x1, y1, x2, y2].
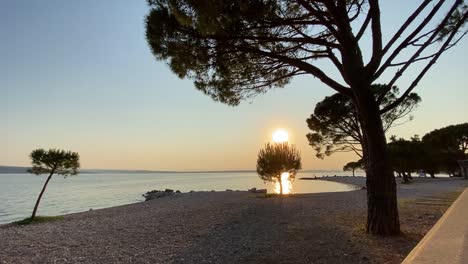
[0, 171, 360, 224]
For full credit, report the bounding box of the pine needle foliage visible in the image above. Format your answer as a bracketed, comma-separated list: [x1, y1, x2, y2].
[27, 148, 80, 220]
[256, 142, 302, 184]
[29, 149, 80, 176]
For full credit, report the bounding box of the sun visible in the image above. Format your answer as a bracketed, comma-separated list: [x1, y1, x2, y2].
[272, 129, 289, 143]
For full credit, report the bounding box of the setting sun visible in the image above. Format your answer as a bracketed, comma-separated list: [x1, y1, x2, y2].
[272, 129, 289, 143]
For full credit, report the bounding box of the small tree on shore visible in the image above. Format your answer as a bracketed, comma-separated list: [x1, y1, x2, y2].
[28, 149, 80, 220]
[256, 143, 301, 195]
[343, 160, 364, 177]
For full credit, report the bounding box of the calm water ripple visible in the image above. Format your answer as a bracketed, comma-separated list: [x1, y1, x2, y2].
[0, 171, 361, 224]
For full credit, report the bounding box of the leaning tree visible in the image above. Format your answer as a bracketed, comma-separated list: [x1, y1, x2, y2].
[28, 149, 80, 220]
[145, 0, 467, 235]
[256, 142, 302, 195]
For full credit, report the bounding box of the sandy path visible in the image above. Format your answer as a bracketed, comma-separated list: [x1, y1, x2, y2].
[302, 176, 467, 198]
[1, 178, 466, 264]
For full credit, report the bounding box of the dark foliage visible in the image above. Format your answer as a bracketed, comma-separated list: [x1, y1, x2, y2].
[28, 149, 80, 220]
[307, 85, 420, 159]
[256, 142, 301, 194]
[29, 149, 80, 176]
[343, 159, 364, 177]
[145, 0, 467, 235]
[422, 123, 468, 175]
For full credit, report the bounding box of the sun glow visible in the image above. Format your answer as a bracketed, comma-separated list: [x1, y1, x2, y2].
[275, 172, 293, 194]
[272, 129, 289, 143]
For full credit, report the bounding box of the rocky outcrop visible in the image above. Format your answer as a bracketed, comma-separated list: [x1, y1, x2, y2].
[143, 189, 181, 201]
[248, 188, 267, 194]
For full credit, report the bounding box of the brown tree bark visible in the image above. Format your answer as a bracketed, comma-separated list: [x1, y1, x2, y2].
[31, 171, 54, 220]
[355, 86, 400, 236]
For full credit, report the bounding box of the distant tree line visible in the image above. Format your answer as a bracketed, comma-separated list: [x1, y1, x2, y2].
[342, 123, 468, 181]
[388, 123, 468, 181]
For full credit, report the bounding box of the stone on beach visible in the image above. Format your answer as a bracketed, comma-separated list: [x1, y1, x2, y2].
[143, 189, 181, 201]
[248, 187, 267, 193]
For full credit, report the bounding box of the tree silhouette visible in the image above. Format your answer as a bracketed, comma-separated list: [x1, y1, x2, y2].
[307, 84, 420, 159]
[388, 136, 422, 183]
[145, 0, 467, 235]
[343, 160, 364, 177]
[28, 149, 80, 220]
[423, 123, 468, 175]
[256, 143, 302, 195]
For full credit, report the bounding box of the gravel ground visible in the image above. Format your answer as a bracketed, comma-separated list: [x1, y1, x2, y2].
[305, 176, 467, 198]
[1, 178, 466, 264]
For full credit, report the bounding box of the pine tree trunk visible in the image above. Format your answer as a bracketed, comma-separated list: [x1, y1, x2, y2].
[354, 87, 400, 236]
[31, 171, 54, 220]
[279, 177, 283, 195]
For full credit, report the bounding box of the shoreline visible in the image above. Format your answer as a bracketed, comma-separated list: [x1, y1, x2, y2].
[0, 177, 358, 226]
[300, 175, 366, 188]
[1, 177, 466, 263]
[1, 176, 459, 226]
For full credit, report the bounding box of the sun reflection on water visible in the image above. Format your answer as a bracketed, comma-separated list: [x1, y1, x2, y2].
[274, 172, 293, 194]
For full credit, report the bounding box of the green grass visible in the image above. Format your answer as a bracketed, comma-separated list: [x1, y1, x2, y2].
[14, 215, 64, 225]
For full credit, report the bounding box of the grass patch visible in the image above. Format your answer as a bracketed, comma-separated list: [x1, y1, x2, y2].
[14, 215, 64, 225]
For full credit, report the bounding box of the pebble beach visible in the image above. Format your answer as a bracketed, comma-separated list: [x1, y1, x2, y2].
[1, 177, 466, 264]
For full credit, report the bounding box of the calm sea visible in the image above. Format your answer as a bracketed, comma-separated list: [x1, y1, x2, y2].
[0, 171, 362, 224]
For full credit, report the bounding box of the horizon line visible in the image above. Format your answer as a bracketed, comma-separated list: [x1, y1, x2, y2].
[0, 165, 349, 174]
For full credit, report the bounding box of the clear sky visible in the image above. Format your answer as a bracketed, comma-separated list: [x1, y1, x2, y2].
[1, 0, 467, 171]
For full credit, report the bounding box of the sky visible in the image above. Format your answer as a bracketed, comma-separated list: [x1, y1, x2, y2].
[1, 0, 467, 171]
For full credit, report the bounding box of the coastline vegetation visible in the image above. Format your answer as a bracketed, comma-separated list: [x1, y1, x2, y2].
[28, 149, 80, 220]
[145, 0, 467, 235]
[14, 215, 64, 225]
[256, 142, 302, 195]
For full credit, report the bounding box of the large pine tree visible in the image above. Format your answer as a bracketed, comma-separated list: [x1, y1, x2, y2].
[145, 0, 467, 235]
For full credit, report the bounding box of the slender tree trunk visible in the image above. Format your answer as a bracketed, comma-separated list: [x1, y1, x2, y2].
[354, 87, 400, 236]
[31, 171, 54, 220]
[352, 169, 355, 177]
[430, 172, 435, 178]
[280, 180, 283, 195]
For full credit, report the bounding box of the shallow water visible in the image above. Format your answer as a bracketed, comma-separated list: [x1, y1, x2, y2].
[0, 171, 360, 224]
